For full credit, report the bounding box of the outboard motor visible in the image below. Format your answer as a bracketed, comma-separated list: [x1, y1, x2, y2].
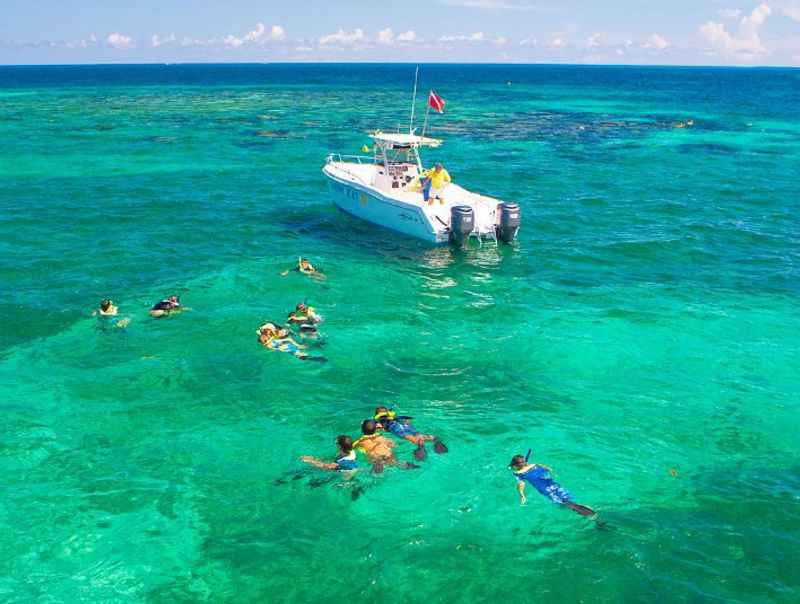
[449, 205, 474, 246]
[496, 202, 520, 243]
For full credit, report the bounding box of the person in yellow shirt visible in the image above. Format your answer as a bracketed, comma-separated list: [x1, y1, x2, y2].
[421, 162, 451, 206]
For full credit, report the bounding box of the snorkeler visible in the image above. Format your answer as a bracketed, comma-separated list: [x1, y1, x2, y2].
[281, 257, 325, 280]
[287, 302, 323, 333]
[149, 295, 183, 318]
[509, 453, 596, 517]
[93, 299, 118, 317]
[354, 419, 418, 473]
[287, 302, 322, 325]
[257, 322, 326, 362]
[92, 299, 130, 328]
[301, 435, 358, 473]
[287, 302, 324, 339]
[374, 406, 448, 461]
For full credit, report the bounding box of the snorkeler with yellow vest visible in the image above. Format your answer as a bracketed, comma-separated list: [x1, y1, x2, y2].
[374, 406, 448, 461]
[281, 257, 326, 280]
[352, 419, 420, 473]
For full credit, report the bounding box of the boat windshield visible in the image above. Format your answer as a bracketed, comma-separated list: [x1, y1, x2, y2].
[377, 146, 417, 166]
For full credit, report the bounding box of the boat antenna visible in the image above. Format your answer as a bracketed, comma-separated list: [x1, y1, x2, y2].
[409, 65, 420, 134]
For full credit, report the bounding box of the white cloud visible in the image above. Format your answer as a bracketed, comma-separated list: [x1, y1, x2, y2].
[700, 3, 771, 57]
[223, 34, 243, 47]
[438, 32, 486, 43]
[718, 8, 742, 19]
[549, 36, 565, 48]
[77, 33, 97, 48]
[319, 29, 366, 46]
[519, 36, 537, 46]
[585, 33, 601, 49]
[151, 33, 176, 48]
[743, 3, 771, 28]
[270, 25, 286, 41]
[494, 36, 508, 45]
[377, 28, 416, 44]
[377, 28, 394, 44]
[106, 32, 134, 49]
[244, 22, 265, 43]
[644, 33, 669, 50]
[181, 36, 205, 47]
[221, 23, 285, 48]
[397, 30, 417, 42]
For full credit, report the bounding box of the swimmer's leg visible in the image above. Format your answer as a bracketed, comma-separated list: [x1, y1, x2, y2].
[351, 484, 366, 501]
[405, 435, 428, 461]
[564, 502, 596, 517]
[308, 475, 337, 489]
[273, 469, 309, 486]
[299, 355, 327, 363]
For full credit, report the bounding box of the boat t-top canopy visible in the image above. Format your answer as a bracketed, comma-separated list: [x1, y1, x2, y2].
[369, 131, 442, 149]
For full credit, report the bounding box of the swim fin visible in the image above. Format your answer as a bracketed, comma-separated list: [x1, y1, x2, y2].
[273, 470, 307, 486]
[433, 439, 448, 454]
[565, 502, 596, 517]
[308, 476, 335, 489]
[413, 445, 427, 461]
[301, 356, 327, 363]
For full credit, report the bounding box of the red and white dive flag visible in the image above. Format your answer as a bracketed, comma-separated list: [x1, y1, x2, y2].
[428, 90, 446, 114]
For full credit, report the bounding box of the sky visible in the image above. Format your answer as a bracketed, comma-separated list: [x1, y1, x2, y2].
[1, 0, 799, 66]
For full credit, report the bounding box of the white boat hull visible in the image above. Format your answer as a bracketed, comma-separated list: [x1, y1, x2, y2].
[323, 168, 446, 243]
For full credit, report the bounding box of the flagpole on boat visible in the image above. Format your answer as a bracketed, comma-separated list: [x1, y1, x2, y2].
[409, 65, 420, 134]
[421, 98, 431, 139]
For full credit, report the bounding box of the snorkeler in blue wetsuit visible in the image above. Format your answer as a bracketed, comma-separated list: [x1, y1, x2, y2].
[509, 453, 595, 517]
[374, 406, 448, 461]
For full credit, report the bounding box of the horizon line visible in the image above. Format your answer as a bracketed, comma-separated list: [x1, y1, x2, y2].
[1, 60, 799, 70]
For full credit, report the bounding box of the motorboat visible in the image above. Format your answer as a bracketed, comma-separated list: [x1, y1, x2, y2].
[322, 129, 521, 245]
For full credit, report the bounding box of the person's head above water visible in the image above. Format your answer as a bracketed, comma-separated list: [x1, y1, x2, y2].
[296, 302, 308, 312]
[361, 419, 378, 435]
[434, 162, 443, 171]
[100, 299, 113, 311]
[336, 435, 354, 454]
[298, 257, 315, 271]
[168, 295, 179, 305]
[374, 406, 391, 417]
[509, 454, 527, 470]
[258, 322, 278, 337]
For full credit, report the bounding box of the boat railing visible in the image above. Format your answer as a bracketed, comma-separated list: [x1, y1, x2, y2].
[325, 153, 373, 186]
[326, 153, 373, 165]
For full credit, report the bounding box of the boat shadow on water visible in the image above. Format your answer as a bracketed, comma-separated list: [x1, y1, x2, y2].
[275, 203, 517, 273]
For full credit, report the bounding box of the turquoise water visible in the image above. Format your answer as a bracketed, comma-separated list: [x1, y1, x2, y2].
[1, 64, 799, 602]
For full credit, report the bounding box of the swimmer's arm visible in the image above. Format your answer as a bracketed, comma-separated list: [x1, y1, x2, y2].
[517, 480, 527, 505]
[300, 456, 337, 470]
